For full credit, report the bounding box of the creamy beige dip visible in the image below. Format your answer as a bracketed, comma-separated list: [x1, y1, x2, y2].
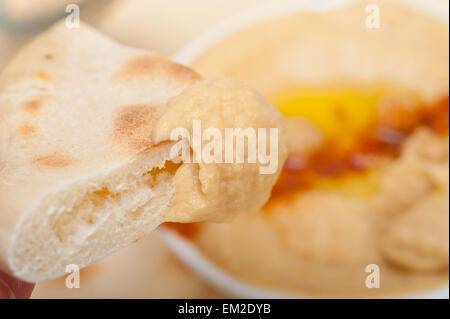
[173, 0, 449, 297]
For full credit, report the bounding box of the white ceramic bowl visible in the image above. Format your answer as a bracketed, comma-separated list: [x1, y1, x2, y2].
[158, 0, 450, 299]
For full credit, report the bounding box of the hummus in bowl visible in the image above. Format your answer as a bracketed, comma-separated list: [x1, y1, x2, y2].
[162, 0, 449, 298]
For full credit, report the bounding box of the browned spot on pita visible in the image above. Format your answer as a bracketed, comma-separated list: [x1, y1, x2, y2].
[22, 98, 44, 113]
[43, 54, 53, 60]
[32, 71, 51, 81]
[19, 122, 36, 136]
[113, 54, 201, 83]
[34, 153, 72, 168]
[113, 104, 156, 152]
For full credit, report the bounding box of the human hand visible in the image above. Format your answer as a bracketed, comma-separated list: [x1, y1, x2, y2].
[0, 271, 34, 299]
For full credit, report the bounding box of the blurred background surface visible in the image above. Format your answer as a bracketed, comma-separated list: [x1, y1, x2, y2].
[0, 0, 283, 299]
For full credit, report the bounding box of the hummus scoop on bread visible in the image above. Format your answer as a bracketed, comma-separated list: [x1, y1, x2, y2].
[0, 22, 287, 282]
[168, 0, 449, 297]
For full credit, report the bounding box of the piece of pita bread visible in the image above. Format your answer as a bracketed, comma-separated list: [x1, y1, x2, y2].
[0, 22, 287, 282]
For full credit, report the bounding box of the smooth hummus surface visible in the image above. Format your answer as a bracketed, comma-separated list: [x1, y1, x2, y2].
[166, 1, 449, 298]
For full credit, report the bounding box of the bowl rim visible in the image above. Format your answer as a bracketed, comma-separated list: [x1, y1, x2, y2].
[162, 0, 450, 299]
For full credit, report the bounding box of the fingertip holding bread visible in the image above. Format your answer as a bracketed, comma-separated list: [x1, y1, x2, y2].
[0, 22, 287, 282]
